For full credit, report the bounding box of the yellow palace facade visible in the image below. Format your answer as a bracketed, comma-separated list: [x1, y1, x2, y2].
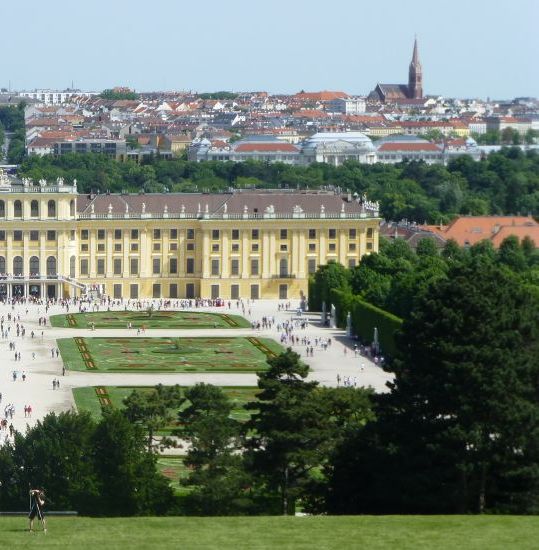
[0, 172, 380, 300]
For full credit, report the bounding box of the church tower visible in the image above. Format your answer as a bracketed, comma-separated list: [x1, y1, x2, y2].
[408, 37, 423, 99]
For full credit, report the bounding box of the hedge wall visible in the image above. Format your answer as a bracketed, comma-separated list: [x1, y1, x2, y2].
[330, 289, 403, 357]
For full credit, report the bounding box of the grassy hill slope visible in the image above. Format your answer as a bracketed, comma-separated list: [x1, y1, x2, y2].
[1, 515, 538, 549]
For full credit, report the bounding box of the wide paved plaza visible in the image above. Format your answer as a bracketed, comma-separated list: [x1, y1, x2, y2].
[0, 299, 393, 441]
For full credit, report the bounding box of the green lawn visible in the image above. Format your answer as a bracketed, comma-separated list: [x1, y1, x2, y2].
[58, 336, 283, 373]
[50, 310, 250, 329]
[1, 516, 538, 549]
[72, 386, 260, 425]
[156, 456, 191, 496]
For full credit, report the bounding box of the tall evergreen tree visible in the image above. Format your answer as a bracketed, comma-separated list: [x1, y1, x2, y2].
[328, 257, 539, 514]
[246, 349, 331, 514]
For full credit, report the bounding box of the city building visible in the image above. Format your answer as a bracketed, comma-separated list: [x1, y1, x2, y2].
[328, 97, 366, 115]
[301, 132, 376, 165]
[485, 116, 532, 136]
[0, 170, 380, 300]
[375, 136, 443, 164]
[189, 135, 302, 163]
[18, 89, 97, 105]
[53, 139, 127, 159]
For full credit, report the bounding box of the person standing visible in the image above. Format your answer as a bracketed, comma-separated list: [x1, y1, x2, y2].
[28, 488, 47, 533]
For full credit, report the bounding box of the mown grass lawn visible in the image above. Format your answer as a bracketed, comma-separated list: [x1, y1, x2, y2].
[58, 336, 283, 373]
[50, 310, 250, 329]
[1, 515, 538, 549]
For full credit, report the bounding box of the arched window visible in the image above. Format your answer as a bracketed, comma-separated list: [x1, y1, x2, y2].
[46, 256, 57, 276]
[279, 258, 288, 277]
[0, 256, 5, 273]
[14, 200, 22, 218]
[13, 256, 23, 276]
[31, 200, 39, 217]
[30, 256, 40, 275]
[0, 201, 5, 217]
[70, 255, 76, 278]
[47, 200, 56, 218]
[70, 199, 75, 217]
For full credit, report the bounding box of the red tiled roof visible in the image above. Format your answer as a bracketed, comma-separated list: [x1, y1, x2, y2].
[490, 226, 539, 247]
[294, 91, 348, 101]
[424, 216, 539, 247]
[378, 142, 441, 152]
[291, 110, 329, 119]
[234, 143, 299, 153]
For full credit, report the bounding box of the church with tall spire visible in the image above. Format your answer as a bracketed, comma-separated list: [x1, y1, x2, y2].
[368, 37, 425, 102]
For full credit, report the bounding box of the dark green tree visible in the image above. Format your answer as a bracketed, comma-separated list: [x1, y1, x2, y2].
[6, 411, 98, 513]
[178, 384, 247, 515]
[246, 349, 331, 514]
[328, 258, 539, 514]
[308, 261, 350, 311]
[123, 384, 182, 452]
[92, 410, 173, 516]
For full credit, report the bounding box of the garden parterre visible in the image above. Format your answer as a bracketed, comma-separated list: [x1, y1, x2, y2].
[50, 310, 251, 329]
[58, 336, 283, 373]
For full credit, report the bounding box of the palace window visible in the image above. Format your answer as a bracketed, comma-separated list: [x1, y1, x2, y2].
[114, 259, 122, 275]
[251, 259, 259, 276]
[80, 259, 89, 275]
[130, 258, 139, 275]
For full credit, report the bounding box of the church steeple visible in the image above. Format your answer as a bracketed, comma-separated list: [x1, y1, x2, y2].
[408, 36, 423, 99]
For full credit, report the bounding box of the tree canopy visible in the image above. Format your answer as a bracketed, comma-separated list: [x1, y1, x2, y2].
[16, 147, 539, 223]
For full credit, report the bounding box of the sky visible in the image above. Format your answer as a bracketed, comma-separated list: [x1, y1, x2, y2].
[1, 0, 537, 99]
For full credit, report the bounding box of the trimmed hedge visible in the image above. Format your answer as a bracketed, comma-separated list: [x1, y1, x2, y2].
[330, 289, 403, 357]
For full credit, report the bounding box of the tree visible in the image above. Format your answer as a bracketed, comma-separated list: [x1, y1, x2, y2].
[7, 411, 98, 513]
[92, 409, 173, 516]
[308, 261, 350, 311]
[498, 235, 527, 271]
[415, 237, 439, 257]
[328, 258, 539, 514]
[178, 384, 247, 515]
[246, 349, 331, 514]
[123, 385, 182, 452]
[100, 89, 138, 100]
